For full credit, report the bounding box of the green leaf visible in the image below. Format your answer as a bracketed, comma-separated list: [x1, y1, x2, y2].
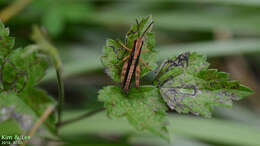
[101, 16, 158, 82]
[23, 47, 49, 88]
[155, 52, 253, 117]
[0, 20, 15, 57]
[1, 47, 48, 92]
[0, 119, 23, 136]
[0, 22, 57, 136]
[0, 48, 56, 134]
[18, 88, 56, 133]
[98, 85, 169, 140]
[0, 22, 48, 92]
[0, 92, 55, 135]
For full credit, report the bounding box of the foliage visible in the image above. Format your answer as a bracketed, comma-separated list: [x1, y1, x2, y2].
[0, 0, 259, 145]
[99, 16, 169, 140]
[154, 52, 253, 117]
[0, 21, 56, 136]
[98, 16, 253, 141]
[98, 85, 168, 140]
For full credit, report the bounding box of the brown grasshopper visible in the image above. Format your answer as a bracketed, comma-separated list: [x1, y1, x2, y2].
[117, 20, 154, 94]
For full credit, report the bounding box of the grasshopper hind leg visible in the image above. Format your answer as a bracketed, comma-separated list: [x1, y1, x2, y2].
[120, 60, 129, 84]
[135, 64, 141, 88]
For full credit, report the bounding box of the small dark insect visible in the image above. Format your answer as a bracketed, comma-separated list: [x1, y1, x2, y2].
[153, 52, 198, 111]
[154, 52, 190, 87]
[117, 19, 154, 94]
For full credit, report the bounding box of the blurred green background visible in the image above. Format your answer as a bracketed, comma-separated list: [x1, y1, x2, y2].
[1, 0, 260, 145]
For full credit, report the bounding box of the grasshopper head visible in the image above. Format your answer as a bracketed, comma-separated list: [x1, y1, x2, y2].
[136, 19, 154, 39]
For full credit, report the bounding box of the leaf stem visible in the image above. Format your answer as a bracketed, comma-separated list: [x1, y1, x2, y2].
[57, 108, 105, 127]
[21, 105, 55, 146]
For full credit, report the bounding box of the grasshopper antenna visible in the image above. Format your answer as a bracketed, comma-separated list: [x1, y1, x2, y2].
[141, 21, 154, 39]
[136, 19, 141, 37]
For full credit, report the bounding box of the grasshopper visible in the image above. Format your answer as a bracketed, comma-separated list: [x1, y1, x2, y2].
[118, 20, 154, 94]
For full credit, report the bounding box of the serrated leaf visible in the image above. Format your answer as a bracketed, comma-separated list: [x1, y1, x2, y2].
[1, 47, 48, 92]
[0, 22, 56, 136]
[23, 47, 49, 88]
[155, 52, 253, 117]
[101, 16, 158, 82]
[0, 49, 56, 134]
[98, 85, 169, 140]
[0, 20, 15, 57]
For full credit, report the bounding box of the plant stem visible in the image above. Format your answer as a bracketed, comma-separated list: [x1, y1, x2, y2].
[0, 0, 33, 23]
[56, 70, 64, 125]
[57, 108, 105, 127]
[21, 105, 55, 146]
[30, 26, 64, 126]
